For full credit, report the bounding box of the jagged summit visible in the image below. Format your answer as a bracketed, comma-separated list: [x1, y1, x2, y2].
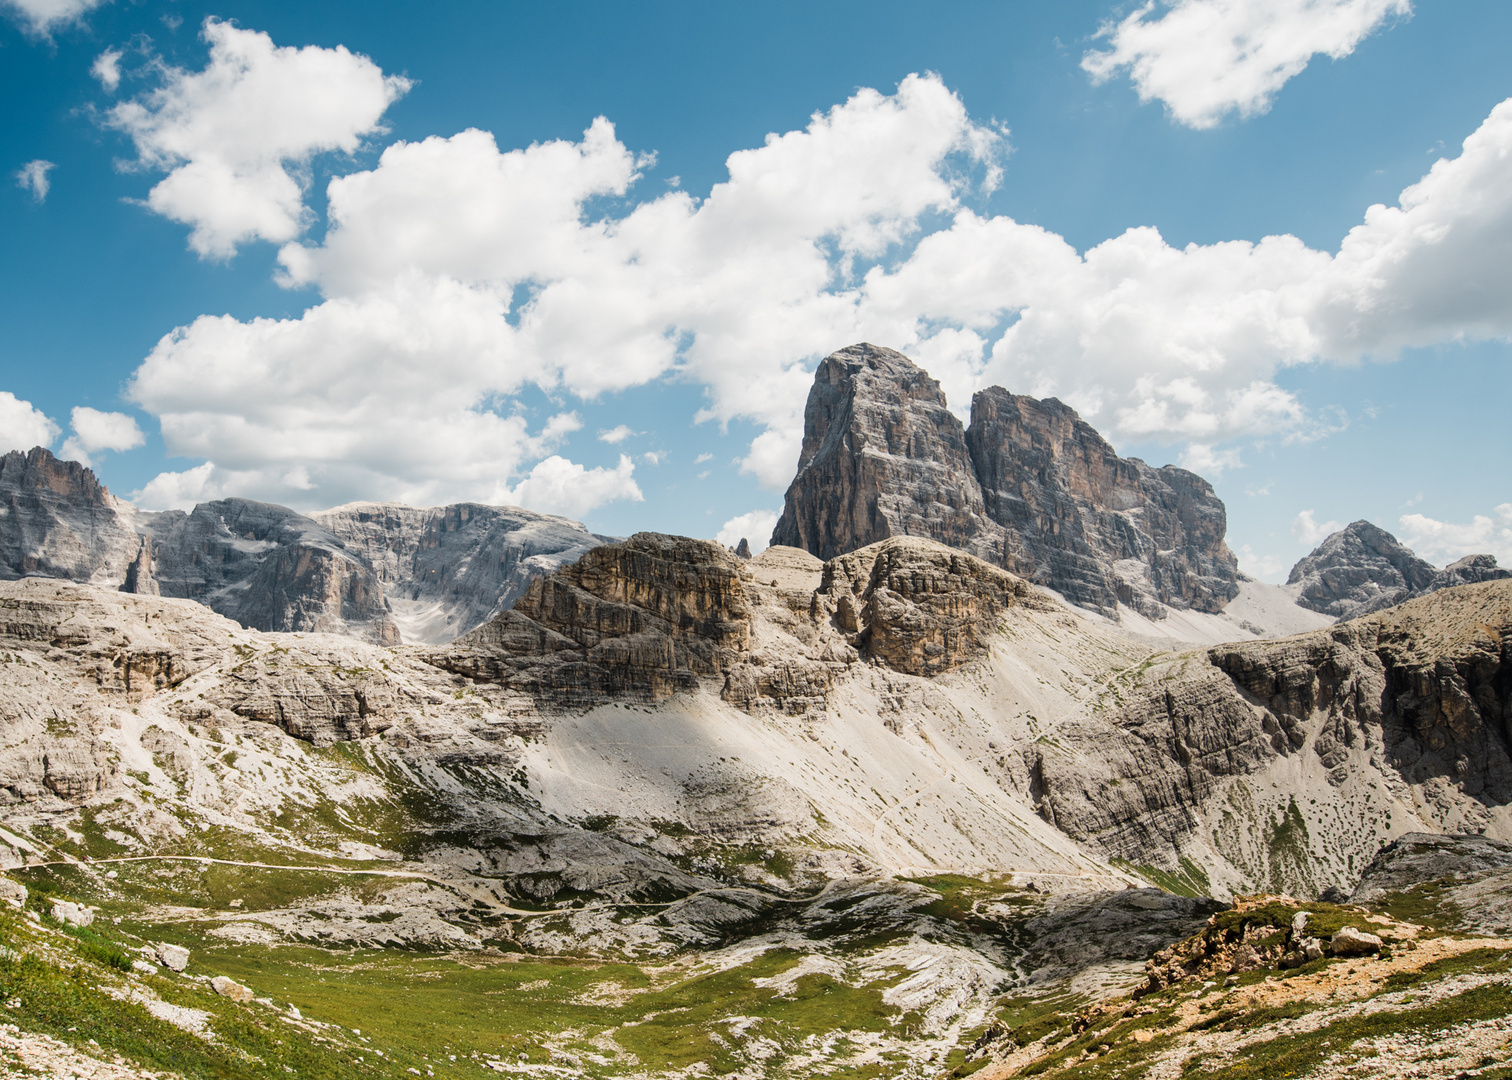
[770, 343, 997, 564]
[771, 343, 1240, 617]
[1288, 519, 1509, 620]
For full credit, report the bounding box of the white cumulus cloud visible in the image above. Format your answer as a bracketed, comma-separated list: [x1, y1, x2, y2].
[1083, 0, 1411, 129]
[502, 454, 642, 519]
[0, 392, 60, 453]
[2, 0, 109, 35]
[1398, 504, 1512, 567]
[15, 160, 54, 202]
[104, 19, 410, 258]
[717, 510, 779, 553]
[598, 425, 637, 444]
[92, 47, 123, 92]
[1292, 509, 1344, 547]
[1237, 544, 1284, 581]
[123, 67, 1512, 514]
[59, 406, 145, 467]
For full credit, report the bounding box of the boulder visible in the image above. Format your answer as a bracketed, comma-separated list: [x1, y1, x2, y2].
[51, 900, 93, 927]
[210, 975, 254, 1002]
[156, 943, 190, 972]
[0, 878, 27, 908]
[1330, 926, 1383, 956]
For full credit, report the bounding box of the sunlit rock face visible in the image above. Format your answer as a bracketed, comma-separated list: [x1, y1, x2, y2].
[0, 447, 138, 585]
[770, 343, 1240, 617]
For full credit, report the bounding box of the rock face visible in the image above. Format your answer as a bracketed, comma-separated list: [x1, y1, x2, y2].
[310, 502, 607, 645]
[135, 500, 399, 645]
[436, 533, 755, 707]
[0, 448, 607, 645]
[1288, 520, 1510, 621]
[1028, 579, 1512, 892]
[436, 531, 1049, 711]
[770, 344, 1240, 616]
[1287, 520, 1439, 619]
[770, 344, 999, 565]
[1351, 832, 1512, 935]
[968, 387, 1238, 615]
[0, 448, 138, 584]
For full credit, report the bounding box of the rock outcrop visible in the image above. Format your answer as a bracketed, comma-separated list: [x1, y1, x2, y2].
[770, 344, 1240, 616]
[0, 447, 138, 584]
[435, 533, 755, 707]
[436, 531, 1049, 711]
[1027, 579, 1512, 891]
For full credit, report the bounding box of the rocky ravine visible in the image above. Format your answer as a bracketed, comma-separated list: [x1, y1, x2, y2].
[0, 447, 606, 646]
[772, 343, 1241, 618]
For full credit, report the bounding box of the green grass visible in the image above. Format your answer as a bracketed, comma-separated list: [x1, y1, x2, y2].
[1183, 982, 1512, 1079]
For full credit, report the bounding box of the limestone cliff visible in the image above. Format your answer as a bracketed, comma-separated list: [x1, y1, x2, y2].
[1287, 519, 1508, 620]
[0, 447, 138, 584]
[968, 388, 1238, 614]
[136, 499, 399, 645]
[769, 345, 1240, 617]
[769, 344, 1000, 564]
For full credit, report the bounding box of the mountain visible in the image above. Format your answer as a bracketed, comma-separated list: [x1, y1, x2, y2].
[0, 446, 139, 584]
[772, 343, 1241, 619]
[0, 527, 1508, 1077]
[1288, 518, 1510, 620]
[0, 447, 606, 645]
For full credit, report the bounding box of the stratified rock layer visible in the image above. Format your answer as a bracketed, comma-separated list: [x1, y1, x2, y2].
[968, 387, 1237, 615]
[770, 344, 1240, 616]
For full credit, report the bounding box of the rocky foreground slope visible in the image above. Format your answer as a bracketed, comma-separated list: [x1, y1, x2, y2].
[0, 528, 1509, 1077]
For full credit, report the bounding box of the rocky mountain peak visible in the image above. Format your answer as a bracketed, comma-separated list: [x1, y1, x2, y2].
[770, 345, 1240, 617]
[0, 446, 138, 583]
[1288, 519, 1510, 620]
[771, 343, 997, 564]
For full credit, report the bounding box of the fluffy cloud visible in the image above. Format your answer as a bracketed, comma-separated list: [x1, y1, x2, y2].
[105, 20, 409, 258]
[1236, 544, 1284, 581]
[15, 160, 53, 202]
[59, 407, 144, 467]
[126, 68, 1512, 516]
[598, 425, 637, 444]
[2, 0, 109, 35]
[503, 454, 642, 520]
[1398, 504, 1512, 566]
[1083, 0, 1411, 128]
[1292, 509, 1344, 546]
[716, 510, 779, 553]
[0, 392, 59, 453]
[92, 47, 122, 92]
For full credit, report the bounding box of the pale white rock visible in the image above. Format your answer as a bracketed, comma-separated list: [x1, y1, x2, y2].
[210, 975, 254, 1002]
[155, 943, 190, 972]
[1330, 926, 1384, 956]
[50, 900, 92, 927]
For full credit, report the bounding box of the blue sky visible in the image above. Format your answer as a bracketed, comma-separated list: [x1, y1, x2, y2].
[2, 0, 1510, 580]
